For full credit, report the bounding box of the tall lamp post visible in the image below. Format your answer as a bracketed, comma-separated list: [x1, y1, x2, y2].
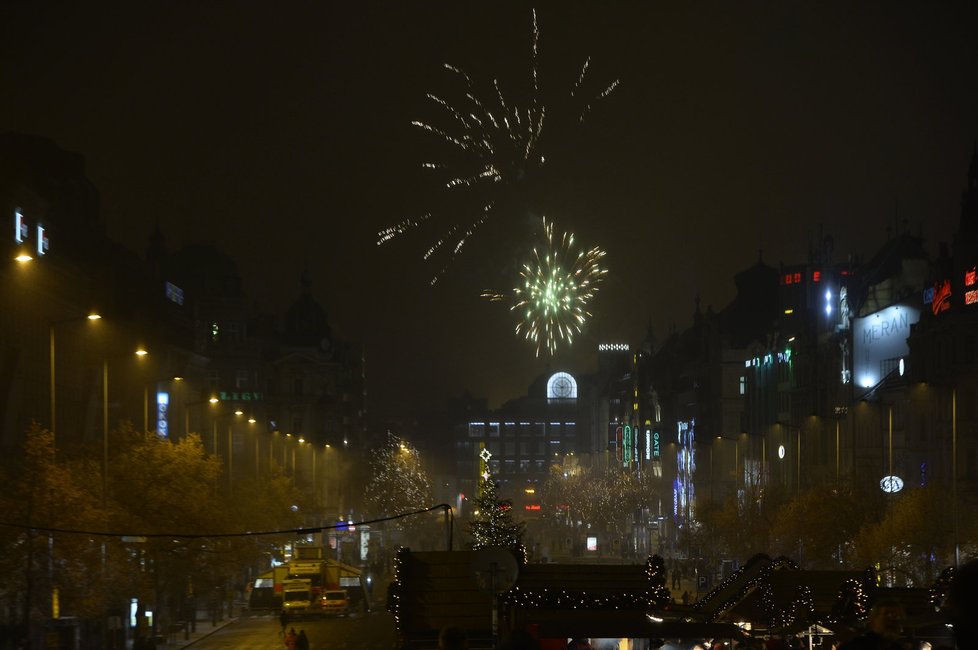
[713, 434, 744, 495]
[227, 408, 244, 497]
[102, 346, 148, 503]
[206, 399, 240, 493]
[49, 312, 101, 438]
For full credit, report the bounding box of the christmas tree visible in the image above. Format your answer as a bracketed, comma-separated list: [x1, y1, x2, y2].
[467, 475, 526, 556]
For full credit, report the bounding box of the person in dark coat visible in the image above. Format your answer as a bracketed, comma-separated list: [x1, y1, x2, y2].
[296, 629, 309, 650]
[838, 599, 907, 650]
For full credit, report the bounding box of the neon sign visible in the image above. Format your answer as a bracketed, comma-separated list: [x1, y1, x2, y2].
[623, 425, 632, 465]
[156, 392, 169, 437]
[933, 279, 951, 315]
[13, 208, 49, 255]
[14, 209, 27, 242]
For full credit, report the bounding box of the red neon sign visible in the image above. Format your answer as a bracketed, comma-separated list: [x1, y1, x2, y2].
[933, 279, 952, 315]
[524, 504, 541, 511]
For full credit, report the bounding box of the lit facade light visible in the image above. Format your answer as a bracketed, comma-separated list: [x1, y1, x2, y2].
[209, 396, 219, 404]
[87, 313, 102, 321]
[135, 348, 148, 357]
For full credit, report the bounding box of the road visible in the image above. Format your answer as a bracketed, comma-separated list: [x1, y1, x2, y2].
[187, 610, 397, 650]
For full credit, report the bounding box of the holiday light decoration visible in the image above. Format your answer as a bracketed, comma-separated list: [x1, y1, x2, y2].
[929, 566, 955, 612]
[483, 216, 606, 356]
[501, 554, 670, 610]
[387, 546, 411, 626]
[695, 555, 799, 623]
[377, 9, 619, 286]
[826, 571, 873, 624]
[364, 435, 433, 530]
[467, 474, 526, 556]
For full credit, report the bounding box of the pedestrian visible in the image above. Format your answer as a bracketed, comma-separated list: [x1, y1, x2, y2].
[284, 627, 298, 650]
[279, 609, 289, 636]
[681, 590, 690, 605]
[296, 629, 310, 650]
[438, 626, 468, 650]
[838, 598, 906, 650]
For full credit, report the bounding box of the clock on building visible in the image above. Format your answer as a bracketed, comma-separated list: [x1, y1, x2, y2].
[547, 372, 577, 399]
[552, 376, 573, 397]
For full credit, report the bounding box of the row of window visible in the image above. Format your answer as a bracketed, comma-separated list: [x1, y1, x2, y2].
[468, 422, 577, 438]
[489, 459, 550, 474]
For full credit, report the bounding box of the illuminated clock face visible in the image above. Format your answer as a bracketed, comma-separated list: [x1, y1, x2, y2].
[552, 376, 573, 398]
[880, 475, 904, 493]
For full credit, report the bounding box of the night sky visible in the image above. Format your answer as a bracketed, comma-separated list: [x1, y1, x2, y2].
[2, 2, 977, 421]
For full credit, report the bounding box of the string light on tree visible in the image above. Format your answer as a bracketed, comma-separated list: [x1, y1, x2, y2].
[467, 474, 526, 557]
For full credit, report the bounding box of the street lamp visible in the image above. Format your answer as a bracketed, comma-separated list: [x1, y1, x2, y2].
[205, 399, 245, 495]
[145, 375, 183, 437]
[134, 348, 149, 431]
[102, 346, 146, 502]
[49, 312, 101, 438]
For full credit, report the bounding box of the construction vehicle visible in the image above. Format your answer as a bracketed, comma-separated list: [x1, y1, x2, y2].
[246, 548, 368, 615]
[281, 578, 315, 618]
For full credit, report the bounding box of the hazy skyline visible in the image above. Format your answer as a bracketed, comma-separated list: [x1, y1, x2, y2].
[2, 2, 977, 418]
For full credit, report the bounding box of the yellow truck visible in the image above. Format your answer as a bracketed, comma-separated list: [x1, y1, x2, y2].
[281, 578, 315, 618]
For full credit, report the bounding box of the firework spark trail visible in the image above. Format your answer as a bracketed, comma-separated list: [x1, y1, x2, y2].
[376, 9, 619, 287]
[483, 217, 607, 356]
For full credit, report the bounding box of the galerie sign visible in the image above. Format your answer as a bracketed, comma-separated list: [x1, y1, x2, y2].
[852, 304, 919, 393]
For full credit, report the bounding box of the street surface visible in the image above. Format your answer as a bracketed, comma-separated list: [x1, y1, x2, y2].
[185, 610, 397, 650]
